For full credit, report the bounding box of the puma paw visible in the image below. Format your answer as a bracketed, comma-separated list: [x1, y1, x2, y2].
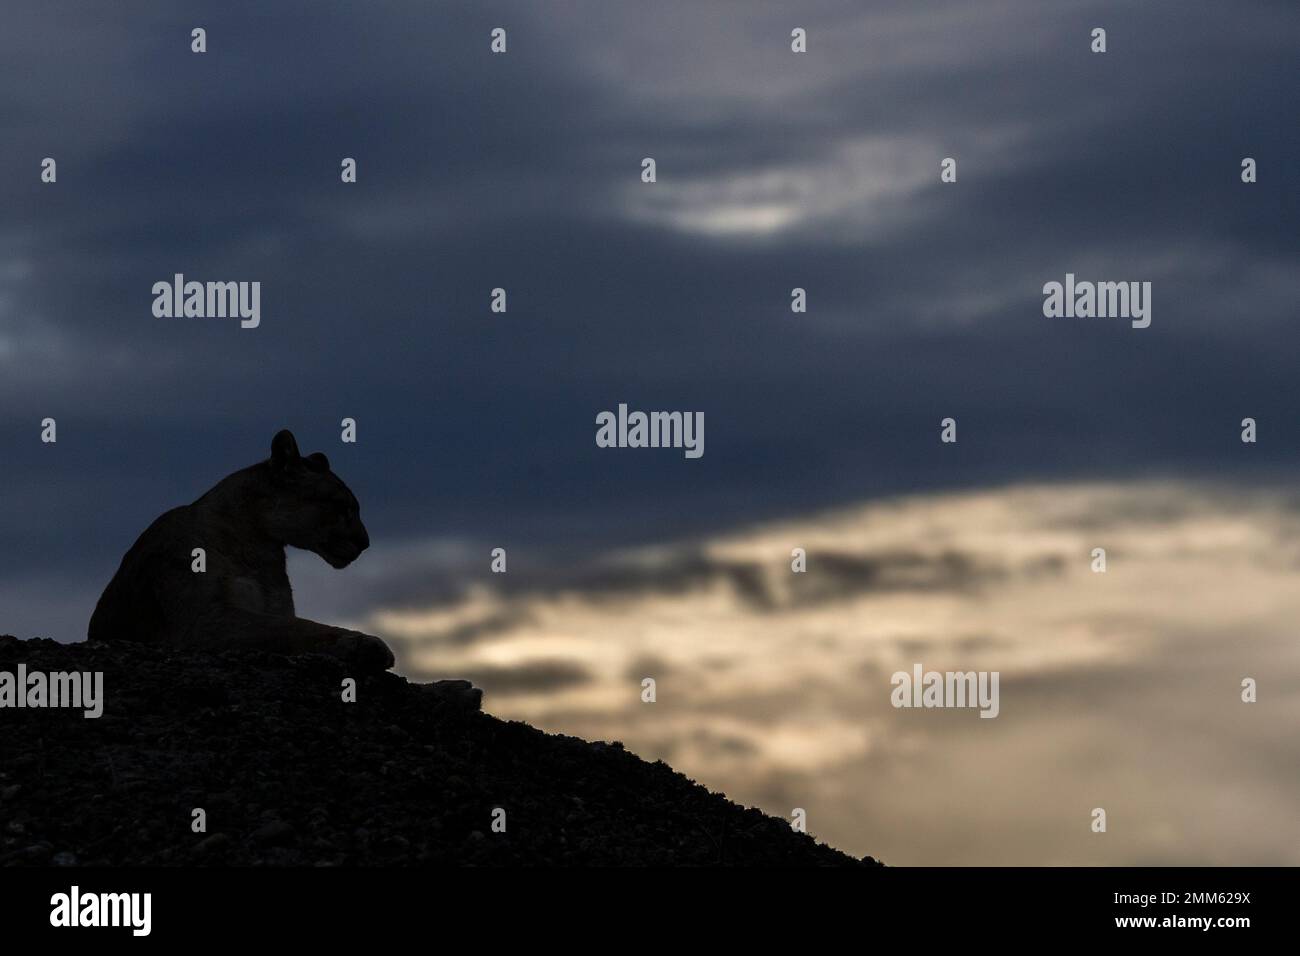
[420, 679, 483, 711]
[329, 631, 395, 672]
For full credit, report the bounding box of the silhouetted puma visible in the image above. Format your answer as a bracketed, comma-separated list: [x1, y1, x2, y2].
[89, 430, 480, 706]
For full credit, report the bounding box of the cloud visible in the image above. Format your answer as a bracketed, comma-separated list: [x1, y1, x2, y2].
[616, 135, 942, 241]
[371, 480, 1300, 863]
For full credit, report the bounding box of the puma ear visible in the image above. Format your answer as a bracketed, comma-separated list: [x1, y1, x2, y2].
[306, 451, 330, 471]
[271, 429, 300, 469]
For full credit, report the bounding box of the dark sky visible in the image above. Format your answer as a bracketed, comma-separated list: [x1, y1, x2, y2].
[1, 0, 1296, 640]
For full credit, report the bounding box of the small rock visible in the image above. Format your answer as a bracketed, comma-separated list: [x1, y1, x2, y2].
[251, 821, 296, 846]
[195, 833, 231, 854]
[20, 844, 52, 863]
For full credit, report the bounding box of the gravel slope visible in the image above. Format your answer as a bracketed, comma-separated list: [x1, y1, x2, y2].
[0, 635, 877, 866]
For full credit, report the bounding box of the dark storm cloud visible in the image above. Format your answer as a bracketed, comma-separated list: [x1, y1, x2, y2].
[1, 0, 1297, 639]
[547, 544, 1019, 609]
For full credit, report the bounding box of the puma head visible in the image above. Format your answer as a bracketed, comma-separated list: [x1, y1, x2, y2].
[263, 429, 370, 568]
